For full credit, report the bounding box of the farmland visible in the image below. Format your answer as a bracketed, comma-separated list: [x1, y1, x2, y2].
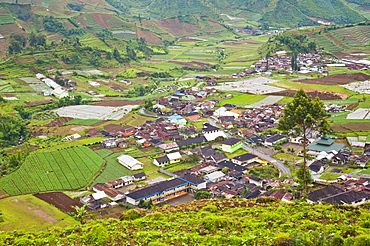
[0, 146, 105, 196]
[221, 94, 267, 107]
[92, 150, 133, 185]
[64, 118, 102, 126]
[334, 26, 370, 47]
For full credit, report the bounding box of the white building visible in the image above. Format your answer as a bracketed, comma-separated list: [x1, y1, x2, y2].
[117, 154, 143, 170]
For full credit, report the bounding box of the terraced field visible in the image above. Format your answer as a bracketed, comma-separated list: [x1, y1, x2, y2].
[308, 34, 343, 52]
[334, 26, 370, 47]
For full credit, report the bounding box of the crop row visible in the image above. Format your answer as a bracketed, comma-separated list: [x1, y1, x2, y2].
[0, 147, 104, 195]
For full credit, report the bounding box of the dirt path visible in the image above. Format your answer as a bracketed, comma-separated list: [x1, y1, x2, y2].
[12, 199, 58, 223]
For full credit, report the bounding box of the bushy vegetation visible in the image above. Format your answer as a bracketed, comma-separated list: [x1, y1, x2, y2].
[3, 199, 370, 245]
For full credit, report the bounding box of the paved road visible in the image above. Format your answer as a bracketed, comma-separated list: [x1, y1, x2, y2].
[242, 143, 292, 175]
[138, 108, 169, 118]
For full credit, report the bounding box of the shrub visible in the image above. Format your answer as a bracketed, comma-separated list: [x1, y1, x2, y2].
[83, 224, 109, 245]
[119, 209, 143, 221]
[201, 204, 218, 213]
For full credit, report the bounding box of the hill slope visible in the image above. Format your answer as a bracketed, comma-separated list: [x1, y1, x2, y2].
[1, 198, 370, 245]
[103, 0, 366, 26]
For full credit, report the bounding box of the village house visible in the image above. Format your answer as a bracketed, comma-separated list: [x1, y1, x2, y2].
[219, 138, 243, 153]
[231, 153, 259, 166]
[153, 151, 182, 167]
[264, 134, 287, 146]
[183, 112, 200, 121]
[204, 171, 226, 183]
[92, 183, 125, 201]
[307, 137, 345, 154]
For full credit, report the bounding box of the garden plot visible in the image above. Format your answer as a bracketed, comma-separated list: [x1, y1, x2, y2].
[245, 96, 284, 108]
[204, 77, 284, 94]
[55, 105, 138, 120]
[341, 81, 370, 94]
[346, 108, 370, 119]
[19, 77, 50, 92]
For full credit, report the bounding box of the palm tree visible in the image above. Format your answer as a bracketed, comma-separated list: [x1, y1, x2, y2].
[72, 204, 88, 224]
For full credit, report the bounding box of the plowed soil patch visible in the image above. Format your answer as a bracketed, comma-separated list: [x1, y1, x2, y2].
[136, 28, 162, 45]
[267, 89, 344, 100]
[332, 123, 370, 132]
[25, 100, 51, 106]
[346, 103, 359, 111]
[15, 57, 36, 63]
[44, 117, 73, 127]
[104, 124, 132, 132]
[93, 100, 144, 106]
[93, 14, 108, 29]
[324, 33, 346, 48]
[293, 73, 370, 85]
[34, 192, 81, 213]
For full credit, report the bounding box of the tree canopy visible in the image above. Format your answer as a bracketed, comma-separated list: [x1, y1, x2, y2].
[278, 89, 330, 193]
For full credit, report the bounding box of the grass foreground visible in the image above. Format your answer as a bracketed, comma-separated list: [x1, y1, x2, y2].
[2, 198, 370, 245]
[0, 194, 78, 232]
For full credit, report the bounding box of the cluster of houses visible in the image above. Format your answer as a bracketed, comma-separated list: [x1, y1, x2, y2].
[36, 73, 69, 98]
[307, 180, 370, 205]
[252, 51, 327, 74]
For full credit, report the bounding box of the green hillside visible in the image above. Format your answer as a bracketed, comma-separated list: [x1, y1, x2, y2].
[2, 198, 370, 245]
[103, 0, 366, 27]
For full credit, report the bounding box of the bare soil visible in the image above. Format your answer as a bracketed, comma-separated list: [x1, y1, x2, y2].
[136, 27, 162, 45]
[33, 210, 58, 223]
[34, 192, 82, 213]
[44, 117, 73, 127]
[292, 73, 370, 85]
[103, 124, 132, 132]
[267, 89, 345, 100]
[25, 100, 52, 106]
[333, 123, 370, 132]
[15, 57, 36, 63]
[324, 33, 347, 48]
[346, 103, 359, 111]
[93, 13, 108, 29]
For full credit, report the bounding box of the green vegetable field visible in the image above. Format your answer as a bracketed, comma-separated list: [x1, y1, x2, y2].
[0, 146, 105, 195]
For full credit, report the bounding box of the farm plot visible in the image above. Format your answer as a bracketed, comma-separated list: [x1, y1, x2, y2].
[0, 80, 14, 93]
[245, 96, 284, 108]
[308, 34, 343, 52]
[204, 77, 285, 94]
[221, 94, 266, 107]
[64, 118, 102, 126]
[18, 77, 50, 93]
[55, 105, 139, 120]
[341, 81, 370, 94]
[92, 152, 133, 186]
[34, 192, 81, 213]
[0, 146, 104, 196]
[0, 194, 78, 232]
[346, 108, 370, 119]
[335, 26, 370, 47]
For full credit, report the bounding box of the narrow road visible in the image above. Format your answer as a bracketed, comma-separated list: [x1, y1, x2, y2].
[242, 143, 292, 175]
[138, 108, 169, 118]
